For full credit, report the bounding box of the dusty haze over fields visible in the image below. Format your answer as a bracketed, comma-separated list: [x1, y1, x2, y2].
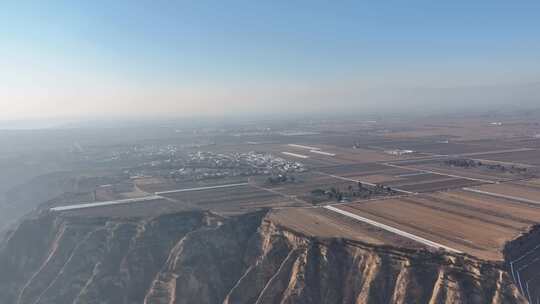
[1, 1, 540, 122]
[3, 2, 540, 304]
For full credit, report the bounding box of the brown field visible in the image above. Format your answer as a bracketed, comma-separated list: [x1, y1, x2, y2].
[517, 178, 540, 187]
[318, 163, 405, 176]
[265, 174, 358, 196]
[385, 160, 513, 183]
[470, 149, 540, 165]
[256, 172, 400, 204]
[335, 190, 540, 260]
[159, 184, 307, 215]
[412, 164, 517, 182]
[135, 176, 249, 193]
[469, 181, 540, 203]
[316, 163, 484, 193]
[268, 207, 425, 249]
[351, 174, 402, 184]
[386, 177, 484, 193]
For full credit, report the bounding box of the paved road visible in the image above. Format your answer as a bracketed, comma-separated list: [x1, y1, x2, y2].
[281, 152, 309, 159]
[324, 205, 462, 253]
[50, 195, 164, 212]
[310, 149, 336, 156]
[155, 182, 249, 195]
[287, 144, 320, 150]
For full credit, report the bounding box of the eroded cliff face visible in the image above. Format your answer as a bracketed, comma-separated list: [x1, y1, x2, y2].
[0, 210, 527, 304]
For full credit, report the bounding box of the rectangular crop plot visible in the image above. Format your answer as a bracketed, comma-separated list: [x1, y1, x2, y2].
[160, 184, 306, 214]
[135, 177, 249, 193]
[268, 208, 425, 250]
[59, 198, 191, 218]
[466, 181, 540, 205]
[337, 191, 540, 260]
[389, 178, 484, 193]
[470, 149, 540, 165]
[318, 163, 400, 176]
[387, 159, 518, 183]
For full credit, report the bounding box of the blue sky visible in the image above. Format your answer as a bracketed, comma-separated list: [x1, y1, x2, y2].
[1, 1, 540, 119]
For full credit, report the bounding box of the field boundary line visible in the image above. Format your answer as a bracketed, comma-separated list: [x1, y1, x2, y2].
[314, 171, 417, 195]
[155, 182, 249, 195]
[324, 205, 462, 253]
[458, 147, 535, 157]
[281, 151, 309, 159]
[463, 187, 540, 205]
[50, 195, 163, 212]
[249, 182, 307, 205]
[383, 163, 497, 184]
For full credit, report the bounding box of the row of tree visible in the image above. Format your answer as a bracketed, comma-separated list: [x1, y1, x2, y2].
[311, 182, 394, 202]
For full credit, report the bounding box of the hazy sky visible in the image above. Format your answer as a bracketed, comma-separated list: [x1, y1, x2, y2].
[1, 1, 540, 120]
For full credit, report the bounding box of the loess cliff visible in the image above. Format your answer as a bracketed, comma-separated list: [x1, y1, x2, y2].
[0, 210, 527, 304]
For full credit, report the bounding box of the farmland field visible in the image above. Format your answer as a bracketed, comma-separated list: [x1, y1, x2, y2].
[337, 190, 540, 260]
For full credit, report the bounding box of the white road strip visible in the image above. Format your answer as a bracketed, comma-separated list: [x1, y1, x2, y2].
[395, 172, 431, 178]
[50, 195, 163, 212]
[287, 144, 320, 150]
[310, 150, 336, 156]
[324, 205, 462, 253]
[155, 182, 249, 195]
[463, 187, 540, 205]
[281, 152, 309, 159]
